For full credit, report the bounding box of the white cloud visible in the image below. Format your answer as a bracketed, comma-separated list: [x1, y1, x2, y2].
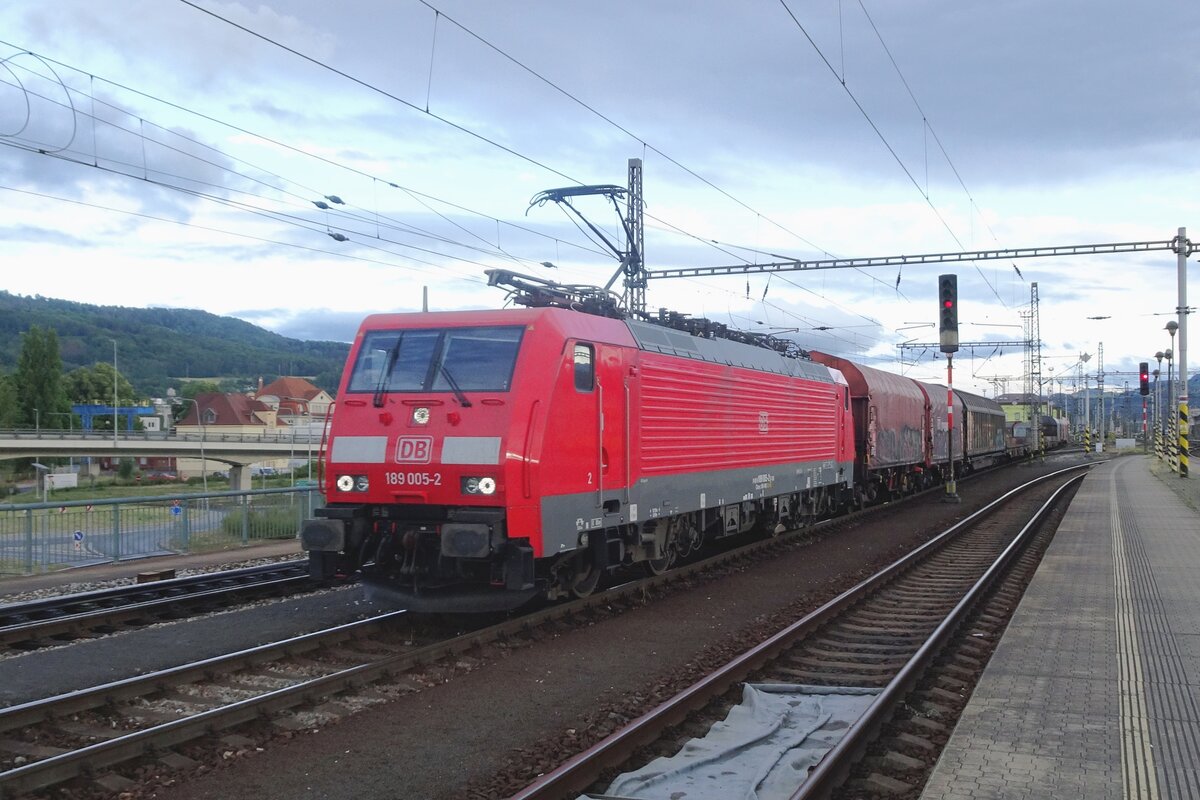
[0, 0, 1196, 397]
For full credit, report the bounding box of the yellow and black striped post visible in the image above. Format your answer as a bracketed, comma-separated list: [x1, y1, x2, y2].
[1181, 401, 1189, 477]
[1083, 427, 1091, 456]
[1168, 415, 1178, 472]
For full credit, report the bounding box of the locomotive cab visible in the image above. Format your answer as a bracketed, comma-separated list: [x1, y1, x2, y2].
[301, 315, 541, 611]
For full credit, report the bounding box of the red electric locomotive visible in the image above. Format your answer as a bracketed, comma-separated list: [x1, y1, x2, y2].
[300, 275, 855, 610]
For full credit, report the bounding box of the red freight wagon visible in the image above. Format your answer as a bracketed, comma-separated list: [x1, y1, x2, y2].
[302, 307, 854, 610]
[809, 351, 928, 498]
[914, 380, 966, 466]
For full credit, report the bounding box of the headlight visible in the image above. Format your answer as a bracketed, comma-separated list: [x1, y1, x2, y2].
[412, 407, 430, 425]
[461, 476, 497, 495]
[336, 474, 369, 493]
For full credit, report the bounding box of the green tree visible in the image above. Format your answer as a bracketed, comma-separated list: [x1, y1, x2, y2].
[179, 380, 220, 401]
[14, 325, 69, 427]
[0, 372, 18, 428]
[63, 363, 137, 407]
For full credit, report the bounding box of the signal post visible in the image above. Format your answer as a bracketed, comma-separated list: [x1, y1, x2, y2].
[1139, 362, 1150, 454]
[939, 275, 960, 503]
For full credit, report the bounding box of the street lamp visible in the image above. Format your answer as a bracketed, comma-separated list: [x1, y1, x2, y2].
[1166, 322, 1179, 440]
[32, 462, 49, 504]
[277, 395, 313, 487]
[177, 397, 209, 495]
[1080, 353, 1092, 440]
[1166, 347, 1175, 454]
[110, 339, 119, 445]
[1155, 351, 1165, 443]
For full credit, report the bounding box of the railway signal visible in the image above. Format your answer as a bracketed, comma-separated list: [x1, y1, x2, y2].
[1139, 362, 1150, 395]
[938, 274, 958, 354]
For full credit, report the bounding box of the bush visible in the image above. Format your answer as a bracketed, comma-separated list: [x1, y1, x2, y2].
[219, 504, 299, 539]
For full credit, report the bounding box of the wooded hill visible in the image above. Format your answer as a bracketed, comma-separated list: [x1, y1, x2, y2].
[0, 292, 350, 396]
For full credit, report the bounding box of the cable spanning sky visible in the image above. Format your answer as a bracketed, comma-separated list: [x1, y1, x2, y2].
[1, 0, 1197, 395]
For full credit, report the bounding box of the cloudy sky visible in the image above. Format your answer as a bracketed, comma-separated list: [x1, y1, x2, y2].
[1, 0, 1197, 397]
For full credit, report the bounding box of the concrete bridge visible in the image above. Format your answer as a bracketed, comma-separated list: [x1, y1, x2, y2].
[0, 429, 322, 490]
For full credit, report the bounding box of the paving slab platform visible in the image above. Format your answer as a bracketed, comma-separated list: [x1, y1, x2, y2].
[921, 455, 1200, 800]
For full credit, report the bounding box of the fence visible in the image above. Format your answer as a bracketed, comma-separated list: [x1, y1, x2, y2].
[0, 487, 323, 576]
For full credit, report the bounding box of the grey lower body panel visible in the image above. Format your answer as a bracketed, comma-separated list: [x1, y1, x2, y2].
[539, 458, 854, 555]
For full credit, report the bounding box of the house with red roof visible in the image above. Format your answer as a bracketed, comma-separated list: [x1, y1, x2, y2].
[255, 376, 333, 423]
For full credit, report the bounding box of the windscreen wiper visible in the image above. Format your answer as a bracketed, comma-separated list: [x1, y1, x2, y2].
[373, 334, 403, 408]
[439, 365, 473, 408]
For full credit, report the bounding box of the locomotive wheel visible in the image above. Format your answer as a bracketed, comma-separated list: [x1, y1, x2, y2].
[644, 545, 675, 576]
[568, 551, 602, 598]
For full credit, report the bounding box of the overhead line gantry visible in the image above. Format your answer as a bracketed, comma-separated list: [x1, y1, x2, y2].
[646, 237, 1194, 283]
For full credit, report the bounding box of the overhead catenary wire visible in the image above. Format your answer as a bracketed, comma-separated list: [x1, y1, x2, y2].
[0, 50, 610, 279]
[853, 0, 1024, 283]
[172, 0, 863, 292]
[775, 0, 1006, 307]
[0, 40, 609, 266]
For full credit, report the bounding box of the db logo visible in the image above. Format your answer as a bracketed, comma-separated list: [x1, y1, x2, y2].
[396, 436, 433, 464]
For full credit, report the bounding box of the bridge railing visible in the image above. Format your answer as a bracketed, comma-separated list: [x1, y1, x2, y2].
[0, 428, 323, 443]
[0, 487, 323, 577]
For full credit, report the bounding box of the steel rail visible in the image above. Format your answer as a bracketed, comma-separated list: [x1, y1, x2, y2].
[0, 561, 313, 649]
[507, 463, 1090, 800]
[0, 559, 307, 618]
[0, 575, 312, 648]
[0, 459, 1044, 796]
[789, 471, 1084, 799]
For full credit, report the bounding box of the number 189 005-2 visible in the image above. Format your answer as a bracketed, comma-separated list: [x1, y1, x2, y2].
[385, 472, 442, 486]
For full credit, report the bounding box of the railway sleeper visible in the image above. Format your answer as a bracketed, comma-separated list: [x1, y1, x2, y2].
[799, 646, 909, 665]
[905, 716, 950, 736]
[939, 662, 977, 681]
[875, 589, 961, 602]
[831, 621, 932, 637]
[0, 738, 69, 759]
[922, 686, 966, 705]
[53, 720, 123, 742]
[851, 609, 947, 623]
[851, 773, 914, 796]
[774, 667, 889, 686]
[879, 750, 924, 772]
[935, 674, 969, 693]
[895, 731, 938, 751]
[809, 637, 913, 654]
[786, 655, 897, 674]
[914, 698, 956, 719]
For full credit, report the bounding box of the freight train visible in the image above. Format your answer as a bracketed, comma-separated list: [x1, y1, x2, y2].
[299, 271, 1008, 611]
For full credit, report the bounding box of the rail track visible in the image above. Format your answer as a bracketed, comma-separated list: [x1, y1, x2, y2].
[0, 560, 317, 653]
[507, 464, 1088, 800]
[0, 459, 1073, 798]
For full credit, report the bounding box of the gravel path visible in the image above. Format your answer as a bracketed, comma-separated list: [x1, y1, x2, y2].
[99, 455, 1085, 800]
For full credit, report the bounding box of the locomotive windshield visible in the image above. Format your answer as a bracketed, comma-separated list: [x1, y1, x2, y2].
[347, 326, 524, 394]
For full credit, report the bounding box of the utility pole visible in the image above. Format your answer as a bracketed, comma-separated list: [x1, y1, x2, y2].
[1097, 342, 1105, 449]
[1175, 227, 1189, 477]
[625, 158, 645, 315]
[1028, 283, 1043, 461]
